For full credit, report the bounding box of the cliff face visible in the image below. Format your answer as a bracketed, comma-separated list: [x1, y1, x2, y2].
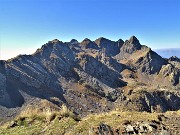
[0, 36, 179, 117]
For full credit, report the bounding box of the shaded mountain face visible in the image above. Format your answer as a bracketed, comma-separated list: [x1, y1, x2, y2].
[0, 36, 180, 118]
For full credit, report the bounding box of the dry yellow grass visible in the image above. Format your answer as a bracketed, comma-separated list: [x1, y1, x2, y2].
[165, 110, 180, 116]
[16, 100, 80, 124]
[1, 107, 180, 135]
[19, 99, 60, 119]
[65, 110, 161, 134]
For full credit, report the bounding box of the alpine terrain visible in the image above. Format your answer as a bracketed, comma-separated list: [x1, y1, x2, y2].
[0, 36, 179, 135]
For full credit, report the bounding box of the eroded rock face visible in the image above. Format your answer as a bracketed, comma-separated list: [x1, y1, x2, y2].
[135, 50, 167, 74]
[80, 38, 99, 49]
[0, 61, 11, 107]
[0, 36, 179, 117]
[0, 73, 10, 106]
[91, 123, 114, 135]
[113, 89, 180, 113]
[89, 119, 174, 135]
[77, 54, 125, 88]
[117, 36, 142, 59]
[169, 56, 180, 62]
[159, 64, 179, 85]
[95, 37, 121, 56]
[168, 56, 180, 70]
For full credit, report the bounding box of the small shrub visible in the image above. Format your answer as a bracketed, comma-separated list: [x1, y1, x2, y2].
[16, 117, 28, 127]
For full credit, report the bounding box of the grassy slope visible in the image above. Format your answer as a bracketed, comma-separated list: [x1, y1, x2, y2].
[0, 117, 77, 135]
[0, 109, 180, 135]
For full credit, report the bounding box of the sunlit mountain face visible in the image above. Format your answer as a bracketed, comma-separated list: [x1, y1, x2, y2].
[0, 36, 180, 134]
[0, 0, 179, 134]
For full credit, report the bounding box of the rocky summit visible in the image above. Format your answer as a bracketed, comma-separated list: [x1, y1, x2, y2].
[0, 36, 180, 133]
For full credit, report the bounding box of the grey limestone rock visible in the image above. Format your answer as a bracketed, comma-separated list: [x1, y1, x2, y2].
[0, 36, 179, 117]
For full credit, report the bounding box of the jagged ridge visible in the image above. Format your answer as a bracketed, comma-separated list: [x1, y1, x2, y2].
[0, 36, 179, 120]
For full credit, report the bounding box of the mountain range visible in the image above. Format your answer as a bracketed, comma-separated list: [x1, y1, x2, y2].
[154, 48, 180, 58]
[0, 36, 179, 121]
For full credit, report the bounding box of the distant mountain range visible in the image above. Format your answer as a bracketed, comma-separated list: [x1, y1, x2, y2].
[154, 48, 180, 58]
[0, 36, 179, 122]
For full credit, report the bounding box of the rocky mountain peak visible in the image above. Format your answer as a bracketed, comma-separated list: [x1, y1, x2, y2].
[33, 39, 62, 58]
[169, 56, 180, 62]
[70, 39, 78, 44]
[0, 36, 179, 122]
[128, 35, 141, 46]
[81, 38, 92, 43]
[119, 36, 142, 55]
[80, 38, 98, 49]
[117, 39, 124, 48]
[94, 37, 112, 46]
[50, 39, 61, 43]
[117, 39, 124, 43]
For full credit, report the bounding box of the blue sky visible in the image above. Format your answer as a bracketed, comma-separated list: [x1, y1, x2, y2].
[0, 0, 180, 60]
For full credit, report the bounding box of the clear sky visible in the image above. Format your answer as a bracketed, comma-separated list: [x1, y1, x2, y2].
[0, 0, 180, 60]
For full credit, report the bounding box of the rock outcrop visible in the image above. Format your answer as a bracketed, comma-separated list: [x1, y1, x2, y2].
[0, 36, 179, 119]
